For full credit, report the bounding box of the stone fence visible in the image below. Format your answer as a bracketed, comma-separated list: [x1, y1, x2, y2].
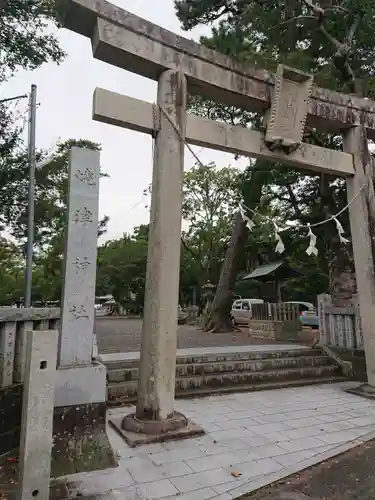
[0, 308, 59, 456]
[0, 308, 60, 388]
[318, 294, 363, 349]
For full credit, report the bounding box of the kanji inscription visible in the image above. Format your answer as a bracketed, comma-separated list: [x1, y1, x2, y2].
[75, 167, 96, 186]
[73, 207, 93, 225]
[74, 256, 90, 273]
[69, 304, 89, 320]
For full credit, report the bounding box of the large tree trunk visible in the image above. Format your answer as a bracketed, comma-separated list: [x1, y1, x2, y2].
[328, 242, 357, 306]
[203, 212, 248, 332]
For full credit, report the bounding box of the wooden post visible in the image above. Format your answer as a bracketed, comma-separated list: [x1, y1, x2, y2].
[344, 125, 375, 386]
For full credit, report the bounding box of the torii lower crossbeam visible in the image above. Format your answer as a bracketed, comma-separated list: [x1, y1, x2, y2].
[93, 88, 354, 177]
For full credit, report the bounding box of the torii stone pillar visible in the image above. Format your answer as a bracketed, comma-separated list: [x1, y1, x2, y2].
[119, 70, 204, 444]
[345, 126, 375, 394]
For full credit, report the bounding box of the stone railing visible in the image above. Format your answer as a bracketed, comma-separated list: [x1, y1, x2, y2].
[318, 294, 363, 349]
[251, 302, 300, 322]
[0, 308, 60, 388]
[249, 302, 301, 342]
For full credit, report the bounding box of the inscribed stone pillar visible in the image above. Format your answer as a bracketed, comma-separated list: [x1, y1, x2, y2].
[344, 125, 375, 386]
[18, 329, 58, 500]
[58, 147, 100, 367]
[136, 70, 187, 420]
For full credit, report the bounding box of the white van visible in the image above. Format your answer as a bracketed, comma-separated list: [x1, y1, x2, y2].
[230, 298, 264, 325]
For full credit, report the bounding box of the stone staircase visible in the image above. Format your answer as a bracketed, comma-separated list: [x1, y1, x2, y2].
[102, 346, 346, 405]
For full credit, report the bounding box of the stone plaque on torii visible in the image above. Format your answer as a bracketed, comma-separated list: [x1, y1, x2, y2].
[59, 0, 375, 441]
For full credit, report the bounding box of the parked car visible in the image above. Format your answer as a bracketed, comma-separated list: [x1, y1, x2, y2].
[230, 298, 264, 325]
[285, 301, 319, 329]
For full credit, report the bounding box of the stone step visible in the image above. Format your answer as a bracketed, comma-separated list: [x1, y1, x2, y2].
[107, 375, 346, 405]
[106, 355, 333, 383]
[103, 347, 322, 371]
[107, 364, 341, 403]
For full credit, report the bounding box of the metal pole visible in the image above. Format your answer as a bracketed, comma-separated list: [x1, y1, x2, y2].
[24, 84, 37, 308]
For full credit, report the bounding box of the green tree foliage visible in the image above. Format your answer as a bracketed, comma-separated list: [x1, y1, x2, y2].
[0, 139, 109, 304]
[181, 161, 241, 286]
[96, 226, 149, 312]
[175, 0, 372, 312]
[0, 0, 64, 80]
[0, 237, 24, 304]
[0, 0, 65, 181]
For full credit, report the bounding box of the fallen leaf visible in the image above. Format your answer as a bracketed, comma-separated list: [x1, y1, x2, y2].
[231, 471, 242, 477]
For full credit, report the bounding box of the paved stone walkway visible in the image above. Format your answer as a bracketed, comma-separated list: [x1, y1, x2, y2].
[95, 318, 285, 354]
[60, 382, 375, 500]
[245, 437, 375, 499]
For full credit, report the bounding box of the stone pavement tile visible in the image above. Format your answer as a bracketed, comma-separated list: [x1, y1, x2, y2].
[213, 478, 250, 495]
[317, 429, 359, 445]
[113, 478, 179, 499]
[246, 423, 291, 435]
[223, 457, 283, 481]
[260, 431, 290, 444]
[167, 487, 217, 500]
[343, 399, 375, 410]
[239, 433, 274, 448]
[349, 424, 375, 437]
[315, 419, 357, 432]
[347, 415, 375, 427]
[278, 436, 325, 453]
[252, 413, 290, 424]
[195, 414, 230, 424]
[150, 446, 206, 465]
[237, 443, 288, 461]
[214, 417, 260, 430]
[209, 429, 257, 442]
[281, 426, 323, 441]
[65, 467, 135, 495]
[282, 409, 320, 420]
[125, 458, 193, 483]
[287, 417, 325, 429]
[273, 448, 325, 468]
[314, 411, 354, 423]
[170, 468, 237, 493]
[199, 422, 222, 432]
[186, 452, 243, 472]
[317, 404, 350, 415]
[224, 410, 264, 419]
[162, 438, 202, 452]
[218, 438, 252, 450]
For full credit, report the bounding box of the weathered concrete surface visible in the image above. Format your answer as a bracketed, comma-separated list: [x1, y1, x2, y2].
[54, 362, 106, 407]
[51, 402, 116, 477]
[0, 308, 60, 322]
[18, 329, 58, 500]
[93, 88, 355, 176]
[136, 70, 187, 422]
[59, 0, 375, 138]
[59, 147, 100, 367]
[345, 126, 375, 386]
[110, 414, 204, 447]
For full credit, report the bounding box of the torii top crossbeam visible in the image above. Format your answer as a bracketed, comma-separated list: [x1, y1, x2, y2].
[60, 0, 375, 140]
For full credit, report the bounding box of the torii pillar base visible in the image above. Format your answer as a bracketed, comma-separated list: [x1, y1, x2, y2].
[109, 412, 204, 448]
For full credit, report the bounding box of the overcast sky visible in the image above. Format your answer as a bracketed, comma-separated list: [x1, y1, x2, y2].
[1, 0, 247, 242]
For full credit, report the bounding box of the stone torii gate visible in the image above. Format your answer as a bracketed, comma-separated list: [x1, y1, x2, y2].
[60, 0, 375, 442]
